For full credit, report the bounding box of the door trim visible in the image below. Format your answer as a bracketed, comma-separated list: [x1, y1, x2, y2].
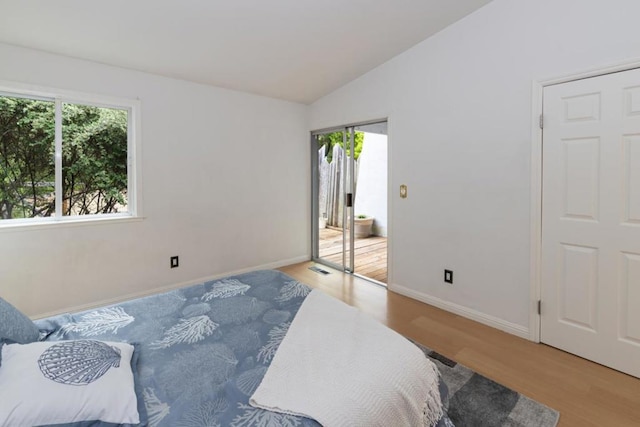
[311, 118, 389, 136]
[529, 57, 640, 343]
[310, 117, 390, 283]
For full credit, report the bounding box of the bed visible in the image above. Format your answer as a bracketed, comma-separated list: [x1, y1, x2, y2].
[1, 270, 453, 426]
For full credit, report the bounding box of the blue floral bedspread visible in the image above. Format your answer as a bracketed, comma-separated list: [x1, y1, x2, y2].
[35, 270, 451, 427]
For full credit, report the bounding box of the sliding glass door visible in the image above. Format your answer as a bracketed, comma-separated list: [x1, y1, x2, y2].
[312, 128, 354, 272]
[312, 120, 389, 284]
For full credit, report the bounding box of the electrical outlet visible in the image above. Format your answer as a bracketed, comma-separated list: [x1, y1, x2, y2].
[170, 256, 179, 268]
[444, 269, 453, 284]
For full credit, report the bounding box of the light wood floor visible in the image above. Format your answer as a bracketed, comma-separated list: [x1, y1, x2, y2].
[279, 261, 640, 427]
[319, 227, 387, 283]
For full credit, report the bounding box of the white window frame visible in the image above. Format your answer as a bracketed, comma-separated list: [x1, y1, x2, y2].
[0, 81, 143, 229]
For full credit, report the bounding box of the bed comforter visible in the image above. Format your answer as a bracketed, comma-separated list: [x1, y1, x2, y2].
[35, 270, 452, 427]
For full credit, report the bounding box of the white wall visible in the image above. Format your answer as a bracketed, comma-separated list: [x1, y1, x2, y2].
[0, 43, 310, 318]
[310, 0, 640, 333]
[355, 133, 388, 236]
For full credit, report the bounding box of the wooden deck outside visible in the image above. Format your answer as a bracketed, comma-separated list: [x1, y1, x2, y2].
[318, 227, 387, 283]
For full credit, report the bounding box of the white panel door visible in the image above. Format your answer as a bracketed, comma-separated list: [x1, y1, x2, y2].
[542, 68, 640, 378]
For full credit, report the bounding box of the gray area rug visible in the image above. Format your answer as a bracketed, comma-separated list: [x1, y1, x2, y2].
[414, 341, 560, 427]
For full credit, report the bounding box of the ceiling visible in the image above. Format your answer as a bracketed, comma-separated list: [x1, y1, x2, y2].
[0, 1, 492, 104]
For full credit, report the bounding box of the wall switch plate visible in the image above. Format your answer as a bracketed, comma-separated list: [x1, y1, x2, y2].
[400, 184, 408, 198]
[444, 269, 453, 284]
[170, 256, 179, 268]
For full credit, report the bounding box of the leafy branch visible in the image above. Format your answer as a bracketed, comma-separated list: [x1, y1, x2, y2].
[0, 96, 128, 219]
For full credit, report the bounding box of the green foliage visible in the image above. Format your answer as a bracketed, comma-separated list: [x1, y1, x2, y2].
[0, 97, 55, 219]
[317, 131, 364, 162]
[62, 104, 128, 215]
[0, 95, 128, 219]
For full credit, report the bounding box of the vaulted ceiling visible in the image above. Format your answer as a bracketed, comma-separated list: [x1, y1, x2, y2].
[0, 1, 492, 104]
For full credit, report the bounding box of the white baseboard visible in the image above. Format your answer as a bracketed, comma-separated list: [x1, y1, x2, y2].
[389, 283, 531, 340]
[33, 255, 310, 319]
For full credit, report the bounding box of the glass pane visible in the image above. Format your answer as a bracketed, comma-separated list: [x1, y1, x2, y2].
[353, 122, 388, 284]
[62, 103, 128, 216]
[316, 131, 346, 267]
[0, 95, 55, 220]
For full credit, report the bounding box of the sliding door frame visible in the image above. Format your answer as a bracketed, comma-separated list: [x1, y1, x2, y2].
[310, 126, 353, 272]
[311, 118, 388, 278]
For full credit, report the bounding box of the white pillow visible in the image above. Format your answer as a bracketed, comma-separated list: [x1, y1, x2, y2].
[0, 340, 141, 426]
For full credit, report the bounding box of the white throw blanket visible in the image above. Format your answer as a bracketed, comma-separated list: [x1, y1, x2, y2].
[250, 289, 443, 426]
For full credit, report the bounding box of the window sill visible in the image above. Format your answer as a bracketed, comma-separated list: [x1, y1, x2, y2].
[0, 215, 145, 233]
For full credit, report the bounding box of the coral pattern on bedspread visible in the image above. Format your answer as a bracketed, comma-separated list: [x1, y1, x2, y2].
[35, 270, 452, 427]
[37, 270, 314, 427]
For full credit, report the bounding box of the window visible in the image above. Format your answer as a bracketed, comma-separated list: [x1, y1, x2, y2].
[0, 85, 140, 226]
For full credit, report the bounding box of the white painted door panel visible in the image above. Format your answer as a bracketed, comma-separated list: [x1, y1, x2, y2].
[542, 68, 640, 378]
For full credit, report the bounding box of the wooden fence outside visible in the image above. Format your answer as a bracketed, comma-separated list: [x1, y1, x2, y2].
[318, 145, 358, 227]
